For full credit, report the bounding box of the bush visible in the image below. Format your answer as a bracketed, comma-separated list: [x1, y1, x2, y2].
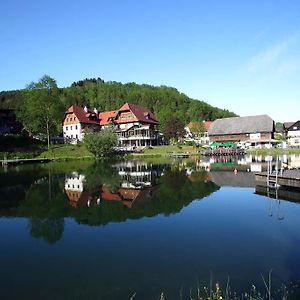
[83, 127, 118, 158]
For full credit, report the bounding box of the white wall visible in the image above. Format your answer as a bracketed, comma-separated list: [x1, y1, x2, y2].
[287, 130, 300, 146]
[65, 173, 85, 192]
[63, 123, 82, 142]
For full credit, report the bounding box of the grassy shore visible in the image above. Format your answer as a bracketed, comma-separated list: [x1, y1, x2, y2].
[37, 144, 199, 160]
[37, 144, 93, 160]
[2, 134, 299, 162]
[247, 148, 300, 155]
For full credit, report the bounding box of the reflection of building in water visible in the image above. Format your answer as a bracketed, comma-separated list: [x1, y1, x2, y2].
[64, 162, 166, 209]
[100, 185, 158, 208]
[64, 172, 100, 208]
[64, 172, 87, 207]
[113, 161, 166, 189]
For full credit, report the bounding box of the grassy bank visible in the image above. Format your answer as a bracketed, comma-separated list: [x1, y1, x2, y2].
[37, 143, 93, 160]
[247, 148, 300, 155]
[37, 145, 199, 161]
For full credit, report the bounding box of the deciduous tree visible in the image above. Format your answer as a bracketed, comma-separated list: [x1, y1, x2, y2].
[17, 75, 64, 149]
[163, 117, 185, 141]
[84, 127, 118, 158]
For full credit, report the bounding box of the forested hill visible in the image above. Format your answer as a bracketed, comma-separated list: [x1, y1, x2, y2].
[0, 78, 236, 127]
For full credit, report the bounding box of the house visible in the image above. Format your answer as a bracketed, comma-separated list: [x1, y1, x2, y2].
[113, 103, 159, 148]
[283, 121, 300, 147]
[62, 105, 101, 143]
[63, 103, 160, 147]
[185, 121, 212, 144]
[208, 115, 275, 148]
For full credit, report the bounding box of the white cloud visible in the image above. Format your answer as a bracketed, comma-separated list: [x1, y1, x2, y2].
[274, 58, 300, 77]
[248, 37, 296, 72]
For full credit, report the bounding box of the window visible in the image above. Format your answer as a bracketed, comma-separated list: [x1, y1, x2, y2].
[293, 126, 298, 130]
[295, 139, 299, 144]
[66, 126, 68, 130]
[75, 125, 78, 130]
[77, 185, 80, 188]
[71, 126, 72, 130]
[76, 134, 78, 139]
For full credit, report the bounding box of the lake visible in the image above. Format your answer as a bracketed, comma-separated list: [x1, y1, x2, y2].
[1, 155, 300, 299]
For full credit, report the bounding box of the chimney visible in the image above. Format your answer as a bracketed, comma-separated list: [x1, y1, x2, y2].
[94, 108, 98, 114]
[84, 106, 88, 113]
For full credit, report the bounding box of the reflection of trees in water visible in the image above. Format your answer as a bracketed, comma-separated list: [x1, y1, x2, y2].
[83, 162, 121, 192]
[73, 168, 219, 225]
[0, 161, 220, 242]
[29, 218, 64, 245]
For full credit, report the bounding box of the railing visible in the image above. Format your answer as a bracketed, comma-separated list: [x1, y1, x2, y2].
[118, 134, 157, 139]
[203, 148, 246, 156]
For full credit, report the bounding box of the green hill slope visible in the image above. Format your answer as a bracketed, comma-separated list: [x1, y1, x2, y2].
[0, 78, 236, 129]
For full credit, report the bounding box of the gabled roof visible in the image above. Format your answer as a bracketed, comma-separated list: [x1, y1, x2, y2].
[208, 115, 274, 136]
[116, 102, 159, 125]
[65, 105, 100, 125]
[283, 121, 297, 130]
[187, 121, 212, 131]
[99, 110, 118, 125]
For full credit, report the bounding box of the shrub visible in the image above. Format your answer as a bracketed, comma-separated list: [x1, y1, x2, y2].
[83, 127, 118, 158]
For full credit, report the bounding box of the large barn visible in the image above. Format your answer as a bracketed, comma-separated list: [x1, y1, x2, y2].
[208, 115, 275, 148]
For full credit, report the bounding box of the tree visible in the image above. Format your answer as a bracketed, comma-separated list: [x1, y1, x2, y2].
[163, 117, 186, 141]
[84, 127, 118, 158]
[17, 75, 64, 149]
[190, 122, 206, 138]
[29, 217, 64, 245]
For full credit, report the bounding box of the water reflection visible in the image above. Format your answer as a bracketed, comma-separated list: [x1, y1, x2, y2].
[1, 158, 300, 299]
[194, 154, 300, 172]
[0, 160, 219, 243]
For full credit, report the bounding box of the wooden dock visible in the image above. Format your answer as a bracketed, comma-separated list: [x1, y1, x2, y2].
[168, 152, 190, 159]
[255, 169, 300, 189]
[1, 157, 53, 166]
[255, 185, 300, 203]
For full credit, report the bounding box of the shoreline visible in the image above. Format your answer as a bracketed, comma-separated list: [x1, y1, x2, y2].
[1, 145, 300, 166]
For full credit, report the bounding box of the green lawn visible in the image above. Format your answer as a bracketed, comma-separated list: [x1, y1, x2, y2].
[38, 144, 93, 160]
[38, 144, 199, 160]
[247, 148, 300, 155]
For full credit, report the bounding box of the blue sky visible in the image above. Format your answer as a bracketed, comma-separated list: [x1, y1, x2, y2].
[1, 0, 300, 122]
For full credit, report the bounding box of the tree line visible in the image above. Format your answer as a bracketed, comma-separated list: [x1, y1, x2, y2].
[0, 75, 236, 147]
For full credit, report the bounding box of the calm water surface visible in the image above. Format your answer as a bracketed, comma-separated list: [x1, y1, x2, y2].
[0, 156, 300, 299]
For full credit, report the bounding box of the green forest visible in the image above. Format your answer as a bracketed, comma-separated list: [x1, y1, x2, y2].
[0, 77, 236, 131]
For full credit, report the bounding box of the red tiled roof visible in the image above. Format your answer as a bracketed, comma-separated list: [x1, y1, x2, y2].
[101, 186, 122, 202]
[65, 105, 100, 125]
[187, 121, 212, 131]
[203, 121, 213, 131]
[99, 110, 118, 126]
[117, 102, 159, 125]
